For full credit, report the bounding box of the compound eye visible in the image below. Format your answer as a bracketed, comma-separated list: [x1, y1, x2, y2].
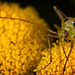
[64, 30, 69, 38]
[64, 18, 68, 22]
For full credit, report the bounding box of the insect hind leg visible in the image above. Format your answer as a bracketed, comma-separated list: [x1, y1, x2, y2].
[63, 40, 74, 74]
[61, 42, 68, 60]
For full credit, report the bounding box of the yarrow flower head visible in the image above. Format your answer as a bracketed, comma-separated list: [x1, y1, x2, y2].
[34, 40, 75, 75]
[0, 2, 49, 75]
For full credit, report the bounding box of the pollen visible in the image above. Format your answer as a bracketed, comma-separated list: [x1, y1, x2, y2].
[34, 40, 75, 75]
[0, 2, 49, 75]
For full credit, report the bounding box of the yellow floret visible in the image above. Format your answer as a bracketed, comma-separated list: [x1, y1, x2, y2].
[34, 40, 75, 75]
[0, 2, 49, 75]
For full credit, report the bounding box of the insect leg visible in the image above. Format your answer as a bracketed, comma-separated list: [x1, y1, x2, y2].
[54, 24, 60, 30]
[44, 34, 58, 69]
[61, 42, 68, 60]
[63, 40, 74, 74]
[44, 36, 51, 69]
[48, 29, 58, 34]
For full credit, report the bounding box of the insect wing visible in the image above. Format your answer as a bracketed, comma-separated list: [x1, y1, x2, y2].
[53, 6, 67, 21]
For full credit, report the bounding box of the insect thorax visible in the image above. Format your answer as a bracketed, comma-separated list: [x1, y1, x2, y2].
[58, 17, 75, 41]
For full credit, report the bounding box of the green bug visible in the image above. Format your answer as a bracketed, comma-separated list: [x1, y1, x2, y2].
[44, 6, 75, 74]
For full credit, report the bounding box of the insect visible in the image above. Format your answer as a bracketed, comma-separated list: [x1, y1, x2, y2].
[44, 6, 75, 74]
[0, 6, 75, 74]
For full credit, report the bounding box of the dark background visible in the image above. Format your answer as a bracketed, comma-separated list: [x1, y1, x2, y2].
[2, 0, 75, 30]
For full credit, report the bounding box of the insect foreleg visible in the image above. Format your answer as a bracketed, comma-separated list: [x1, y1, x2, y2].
[63, 40, 74, 74]
[44, 36, 51, 69]
[48, 35, 52, 64]
[44, 34, 58, 69]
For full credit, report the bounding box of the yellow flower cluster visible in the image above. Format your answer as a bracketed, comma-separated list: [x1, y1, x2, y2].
[34, 40, 75, 75]
[0, 2, 49, 75]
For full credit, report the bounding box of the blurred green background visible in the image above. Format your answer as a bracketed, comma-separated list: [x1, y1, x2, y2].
[2, 0, 75, 31]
